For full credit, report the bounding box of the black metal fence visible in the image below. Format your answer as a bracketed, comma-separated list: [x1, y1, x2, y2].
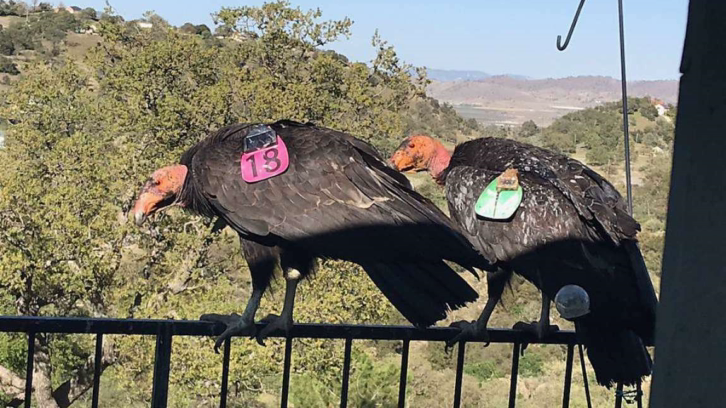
[0, 316, 600, 408]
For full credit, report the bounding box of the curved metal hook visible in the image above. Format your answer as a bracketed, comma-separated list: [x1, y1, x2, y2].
[556, 0, 588, 51]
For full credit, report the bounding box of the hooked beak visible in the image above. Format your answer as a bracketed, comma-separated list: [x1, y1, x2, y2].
[134, 210, 146, 227]
[390, 150, 413, 172]
[132, 191, 169, 227]
[132, 165, 187, 226]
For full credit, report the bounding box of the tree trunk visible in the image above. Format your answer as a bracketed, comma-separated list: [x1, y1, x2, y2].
[33, 335, 60, 408]
[1, 334, 116, 408]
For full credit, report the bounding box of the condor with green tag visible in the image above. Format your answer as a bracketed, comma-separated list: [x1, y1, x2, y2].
[474, 168, 523, 220]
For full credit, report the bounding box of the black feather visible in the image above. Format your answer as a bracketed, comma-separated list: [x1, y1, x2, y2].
[362, 261, 477, 327]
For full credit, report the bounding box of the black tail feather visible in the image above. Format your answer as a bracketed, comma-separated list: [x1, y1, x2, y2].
[362, 261, 478, 327]
[623, 240, 658, 344]
[578, 319, 653, 388]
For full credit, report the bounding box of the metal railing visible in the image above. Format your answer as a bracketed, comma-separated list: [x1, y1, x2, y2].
[0, 316, 596, 408]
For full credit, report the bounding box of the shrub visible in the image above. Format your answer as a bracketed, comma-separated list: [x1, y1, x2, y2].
[0, 55, 18, 74]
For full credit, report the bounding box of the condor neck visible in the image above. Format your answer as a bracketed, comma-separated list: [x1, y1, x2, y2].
[428, 144, 452, 183]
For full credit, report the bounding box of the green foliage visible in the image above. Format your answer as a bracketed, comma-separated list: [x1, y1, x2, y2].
[0, 28, 15, 55]
[0, 8, 84, 58]
[344, 349, 401, 407]
[519, 119, 538, 138]
[404, 96, 479, 143]
[480, 124, 514, 140]
[0, 62, 122, 316]
[640, 103, 658, 121]
[0, 55, 17, 73]
[1, 24, 35, 54]
[465, 360, 505, 382]
[180, 22, 211, 38]
[179, 22, 196, 34]
[80, 7, 98, 20]
[635, 119, 675, 149]
[633, 152, 672, 277]
[540, 97, 663, 165]
[0, 0, 26, 16]
[518, 350, 545, 377]
[284, 347, 402, 408]
[542, 126, 576, 154]
[0, 295, 25, 375]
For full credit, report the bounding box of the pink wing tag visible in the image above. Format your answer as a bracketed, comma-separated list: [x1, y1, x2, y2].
[240, 136, 290, 183]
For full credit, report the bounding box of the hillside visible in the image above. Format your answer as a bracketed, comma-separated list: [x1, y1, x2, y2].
[428, 75, 678, 126]
[425, 68, 530, 81]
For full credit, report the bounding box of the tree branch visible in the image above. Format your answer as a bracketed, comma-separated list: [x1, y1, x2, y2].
[52, 339, 116, 408]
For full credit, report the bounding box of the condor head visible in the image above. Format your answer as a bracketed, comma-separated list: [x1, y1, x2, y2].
[390, 134, 441, 173]
[132, 165, 188, 226]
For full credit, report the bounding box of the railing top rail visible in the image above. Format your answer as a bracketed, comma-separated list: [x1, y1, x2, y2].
[0, 316, 579, 344]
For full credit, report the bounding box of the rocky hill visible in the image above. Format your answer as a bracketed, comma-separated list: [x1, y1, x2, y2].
[427, 75, 678, 126]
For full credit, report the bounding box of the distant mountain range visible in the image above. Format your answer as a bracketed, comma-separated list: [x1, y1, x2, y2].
[426, 74, 679, 126]
[424, 68, 529, 81]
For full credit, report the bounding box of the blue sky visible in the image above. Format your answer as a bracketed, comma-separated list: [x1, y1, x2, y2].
[68, 0, 688, 80]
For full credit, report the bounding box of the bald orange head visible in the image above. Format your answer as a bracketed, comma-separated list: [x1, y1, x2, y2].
[390, 135, 451, 182]
[132, 165, 188, 226]
[390, 135, 440, 172]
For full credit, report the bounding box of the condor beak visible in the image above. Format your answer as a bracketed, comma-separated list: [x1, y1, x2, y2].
[389, 150, 402, 170]
[132, 191, 164, 227]
[134, 210, 146, 227]
[389, 150, 412, 172]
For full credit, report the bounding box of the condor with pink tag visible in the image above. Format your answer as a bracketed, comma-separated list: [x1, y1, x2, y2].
[240, 125, 290, 183]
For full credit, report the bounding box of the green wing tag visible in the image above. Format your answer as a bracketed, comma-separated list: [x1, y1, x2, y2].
[474, 173, 523, 220]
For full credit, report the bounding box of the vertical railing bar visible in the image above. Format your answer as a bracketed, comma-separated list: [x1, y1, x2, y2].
[397, 339, 410, 408]
[219, 338, 231, 408]
[636, 380, 643, 408]
[508, 342, 521, 408]
[339, 338, 353, 408]
[618, 0, 633, 215]
[453, 342, 466, 408]
[280, 337, 293, 408]
[614, 382, 624, 408]
[339, 337, 353, 408]
[562, 344, 575, 408]
[578, 344, 592, 408]
[24, 331, 35, 408]
[151, 324, 173, 408]
[91, 334, 103, 408]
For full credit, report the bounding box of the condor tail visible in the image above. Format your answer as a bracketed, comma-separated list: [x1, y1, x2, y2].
[361, 260, 478, 327]
[578, 318, 653, 387]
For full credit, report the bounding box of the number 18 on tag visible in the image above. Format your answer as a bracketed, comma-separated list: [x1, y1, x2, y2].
[240, 136, 290, 183]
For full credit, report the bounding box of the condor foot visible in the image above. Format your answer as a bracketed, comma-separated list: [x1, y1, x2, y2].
[512, 320, 560, 340]
[255, 313, 293, 346]
[445, 320, 490, 352]
[200, 313, 256, 353]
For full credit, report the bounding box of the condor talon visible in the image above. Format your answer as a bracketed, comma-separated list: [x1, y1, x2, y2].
[201, 313, 256, 353]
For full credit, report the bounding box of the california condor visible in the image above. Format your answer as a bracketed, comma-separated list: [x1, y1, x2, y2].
[133, 121, 488, 350]
[391, 135, 658, 387]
